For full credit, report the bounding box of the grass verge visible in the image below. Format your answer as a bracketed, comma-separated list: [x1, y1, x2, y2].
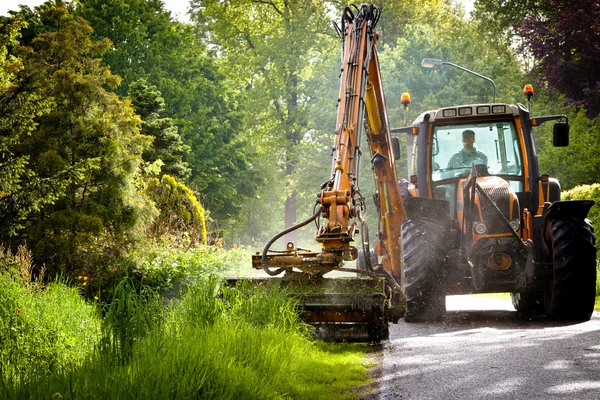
[1, 274, 371, 400]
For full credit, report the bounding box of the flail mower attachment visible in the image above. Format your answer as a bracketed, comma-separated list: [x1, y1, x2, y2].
[227, 272, 402, 343]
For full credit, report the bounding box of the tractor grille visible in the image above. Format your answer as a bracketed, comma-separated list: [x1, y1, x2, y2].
[483, 187, 511, 219]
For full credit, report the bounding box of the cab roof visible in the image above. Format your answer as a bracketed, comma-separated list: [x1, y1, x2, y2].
[411, 103, 521, 126]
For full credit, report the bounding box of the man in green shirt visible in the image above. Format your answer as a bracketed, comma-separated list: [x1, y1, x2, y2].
[447, 129, 488, 168]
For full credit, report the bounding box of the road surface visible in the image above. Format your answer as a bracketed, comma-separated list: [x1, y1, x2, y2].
[360, 295, 600, 400]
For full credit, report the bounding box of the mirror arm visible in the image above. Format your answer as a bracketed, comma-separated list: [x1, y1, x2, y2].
[531, 114, 568, 127]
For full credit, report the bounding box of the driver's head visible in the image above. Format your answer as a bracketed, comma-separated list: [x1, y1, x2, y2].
[462, 130, 476, 149]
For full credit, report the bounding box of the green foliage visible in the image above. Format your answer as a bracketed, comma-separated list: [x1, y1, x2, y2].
[128, 243, 252, 296]
[146, 174, 207, 246]
[373, 0, 460, 47]
[537, 109, 600, 190]
[100, 278, 164, 364]
[476, 0, 600, 118]
[473, 0, 548, 43]
[128, 79, 191, 179]
[561, 184, 600, 297]
[74, 240, 252, 304]
[191, 0, 336, 243]
[0, 247, 101, 384]
[0, 16, 62, 238]
[380, 20, 525, 124]
[77, 0, 260, 225]
[1, 3, 156, 276]
[4, 267, 370, 400]
[561, 184, 600, 248]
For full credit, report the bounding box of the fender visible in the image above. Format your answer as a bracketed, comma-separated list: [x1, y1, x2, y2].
[543, 200, 595, 222]
[542, 200, 595, 245]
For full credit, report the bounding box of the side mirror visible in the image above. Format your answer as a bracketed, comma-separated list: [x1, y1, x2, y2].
[553, 122, 569, 147]
[392, 136, 401, 161]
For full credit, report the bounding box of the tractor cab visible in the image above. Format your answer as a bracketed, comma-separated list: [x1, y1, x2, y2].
[430, 114, 524, 219]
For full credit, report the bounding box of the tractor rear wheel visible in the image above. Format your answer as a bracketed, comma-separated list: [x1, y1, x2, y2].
[402, 217, 448, 322]
[545, 217, 596, 320]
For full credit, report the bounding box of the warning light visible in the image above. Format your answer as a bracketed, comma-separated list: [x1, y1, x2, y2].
[523, 84, 534, 100]
[400, 92, 411, 107]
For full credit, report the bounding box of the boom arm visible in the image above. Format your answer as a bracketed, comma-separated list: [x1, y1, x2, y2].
[318, 4, 406, 280]
[257, 5, 406, 282]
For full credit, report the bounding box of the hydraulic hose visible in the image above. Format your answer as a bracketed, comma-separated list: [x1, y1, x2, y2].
[358, 209, 403, 292]
[261, 206, 325, 276]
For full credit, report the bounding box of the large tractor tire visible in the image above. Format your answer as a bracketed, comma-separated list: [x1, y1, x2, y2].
[545, 217, 597, 321]
[402, 217, 448, 322]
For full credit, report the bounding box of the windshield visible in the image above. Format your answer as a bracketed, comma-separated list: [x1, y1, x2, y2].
[431, 121, 523, 182]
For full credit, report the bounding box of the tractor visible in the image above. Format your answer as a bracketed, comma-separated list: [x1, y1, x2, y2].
[244, 4, 596, 342]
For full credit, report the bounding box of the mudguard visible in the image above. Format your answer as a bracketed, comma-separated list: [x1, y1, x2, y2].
[543, 200, 595, 222]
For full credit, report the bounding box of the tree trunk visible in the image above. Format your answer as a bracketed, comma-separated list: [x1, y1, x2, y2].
[284, 72, 300, 244]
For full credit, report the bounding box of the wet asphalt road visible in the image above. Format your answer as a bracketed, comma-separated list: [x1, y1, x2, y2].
[363, 295, 600, 400]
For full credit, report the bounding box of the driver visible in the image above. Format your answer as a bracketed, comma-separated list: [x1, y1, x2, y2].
[447, 129, 488, 168]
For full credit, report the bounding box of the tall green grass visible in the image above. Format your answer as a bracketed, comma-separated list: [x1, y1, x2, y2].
[2, 275, 371, 399]
[0, 247, 101, 385]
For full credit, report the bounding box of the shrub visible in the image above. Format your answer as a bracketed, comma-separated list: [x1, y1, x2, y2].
[128, 243, 253, 297]
[562, 184, 600, 295]
[146, 174, 207, 246]
[562, 183, 600, 241]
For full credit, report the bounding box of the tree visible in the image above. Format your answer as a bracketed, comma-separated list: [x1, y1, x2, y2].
[5, 3, 155, 274]
[473, 0, 550, 40]
[475, 0, 600, 118]
[128, 80, 191, 180]
[370, 0, 461, 47]
[0, 15, 78, 240]
[190, 0, 335, 243]
[537, 109, 600, 189]
[520, 0, 600, 118]
[76, 0, 260, 227]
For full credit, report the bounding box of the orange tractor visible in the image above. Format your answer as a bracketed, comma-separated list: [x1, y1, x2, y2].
[247, 4, 597, 341]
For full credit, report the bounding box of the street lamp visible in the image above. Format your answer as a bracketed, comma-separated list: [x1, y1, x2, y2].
[421, 58, 496, 103]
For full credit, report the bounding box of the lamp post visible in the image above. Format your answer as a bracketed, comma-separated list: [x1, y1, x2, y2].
[421, 58, 496, 103]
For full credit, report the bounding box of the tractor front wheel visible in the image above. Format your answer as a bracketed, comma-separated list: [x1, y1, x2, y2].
[402, 217, 448, 322]
[545, 217, 596, 321]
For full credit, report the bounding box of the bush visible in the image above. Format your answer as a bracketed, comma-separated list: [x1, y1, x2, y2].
[562, 183, 600, 242]
[75, 241, 253, 304]
[562, 184, 600, 295]
[146, 174, 207, 246]
[127, 243, 254, 297]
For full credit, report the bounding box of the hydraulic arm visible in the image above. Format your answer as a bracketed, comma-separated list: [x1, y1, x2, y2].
[257, 5, 406, 282]
[247, 4, 406, 342]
